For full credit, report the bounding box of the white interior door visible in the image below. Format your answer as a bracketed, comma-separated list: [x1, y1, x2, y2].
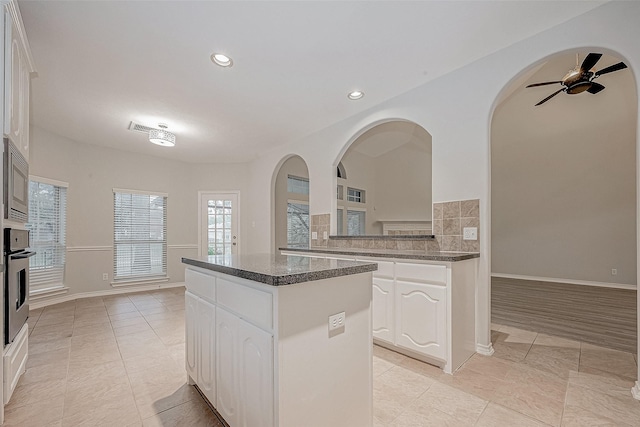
[199, 192, 239, 258]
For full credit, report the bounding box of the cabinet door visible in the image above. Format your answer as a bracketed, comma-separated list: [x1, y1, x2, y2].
[185, 291, 198, 382]
[238, 320, 274, 427]
[216, 307, 239, 426]
[197, 298, 216, 406]
[395, 280, 447, 360]
[372, 277, 394, 344]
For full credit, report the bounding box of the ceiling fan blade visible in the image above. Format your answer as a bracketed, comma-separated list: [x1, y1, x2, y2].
[535, 88, 565, 106]
[587, 82, 605, 94]
[594, 61, 628, 77]
[526, 81, 563, 88]
[581, 53, 602, 71]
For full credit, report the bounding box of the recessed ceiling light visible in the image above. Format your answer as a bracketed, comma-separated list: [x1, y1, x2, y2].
[211, 53, 233, 67]
[348, 91, 364, 100]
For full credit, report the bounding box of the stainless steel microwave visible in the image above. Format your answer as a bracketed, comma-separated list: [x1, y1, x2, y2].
[3, 138, 29, 223]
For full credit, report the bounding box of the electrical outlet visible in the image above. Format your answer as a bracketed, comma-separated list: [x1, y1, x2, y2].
[102, 273, 108, 281]
[328, 311, 345, 331]
[612, 268, 617, 276]
[463, 227, 477, 241]
[312, 232, 318, 240]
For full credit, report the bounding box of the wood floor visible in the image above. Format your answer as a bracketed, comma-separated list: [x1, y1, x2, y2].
[492, 277, 637, 353]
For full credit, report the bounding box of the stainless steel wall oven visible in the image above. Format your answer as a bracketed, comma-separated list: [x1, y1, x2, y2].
[4, 228, 34, 345]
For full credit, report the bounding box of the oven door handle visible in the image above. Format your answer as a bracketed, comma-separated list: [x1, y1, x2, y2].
[9, 251, 36, 260]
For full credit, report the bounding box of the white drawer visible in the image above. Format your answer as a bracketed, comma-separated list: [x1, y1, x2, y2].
[217, 277, 273, 331]
[185, 268, 216, 302]
[395, 262, 447, 285]
[357, 259, 394, 278]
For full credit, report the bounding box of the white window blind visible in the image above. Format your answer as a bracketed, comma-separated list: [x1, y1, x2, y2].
[347, 210, 366, 236]
[287, 201, 309, 248]
[27, 179, 67, 292]
[113, 190, 167, 281]
[287, 176, 309, 195]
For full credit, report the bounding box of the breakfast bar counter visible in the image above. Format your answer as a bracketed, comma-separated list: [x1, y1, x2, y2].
[182, 253, 377, 427]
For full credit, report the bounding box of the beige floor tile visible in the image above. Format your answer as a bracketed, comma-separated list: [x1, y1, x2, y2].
[2, 395, 65, 427]
[571, 365, 636, 398]
[26, 347, 69, 369]
[503, 362, 568, 401]
[132, 381, 200, 419]
[166, 343, 187, 368]
[495, 325, 538, 344]
[475, 402, 548, 427]
[138, 305, 172, 316]
[31, 322, 74, 337]
[561, 403, 635, 427]
[106, 302, 139, 315]
[8, 378, 67, 409]
[373, 365, 434, 423]
[564, 382, 640, 426]
[527, 342, 581, 365]
[72, 321, 113, 337]
[493, 380, 564, 426]
[69, 329, 117, 350]
[109, 310, 144, 321]
[67, 359, 127, 387]
[373, 355, 396, 377]
[73, 296, 105, 308]
[114, 321, 154, 336]
[69, 341, 122, 365]
[62, 393, 141, 426]
[398, 356, 446, 380]
[29, 336, 72, 355]
[373, 415, 386, 427]
[72, 310, 110, 325]
[523, 348, 578, 380]
[18, 362, 69, 386]
[441, 364, 509, 401]
[409, 381, 488, 424]
[141, 397, 223, 427]
[37, 314, 75, 327]
[153, 325, 186, 346]
[390, 407, 470, 426]
[580, 342, 637, 378]
[111, 316, 150, 329]
[492, 341, 532, 362]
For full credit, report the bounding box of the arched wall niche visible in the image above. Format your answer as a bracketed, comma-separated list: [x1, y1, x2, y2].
[332, 118, 433, 235]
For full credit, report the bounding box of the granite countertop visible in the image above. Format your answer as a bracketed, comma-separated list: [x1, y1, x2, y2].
[281, 247, 480, 262]
[181, 253, 378, 286]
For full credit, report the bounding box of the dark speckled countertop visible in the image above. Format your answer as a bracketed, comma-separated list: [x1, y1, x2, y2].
[182, 253, 377, 286]
[281, 247, 480, 262]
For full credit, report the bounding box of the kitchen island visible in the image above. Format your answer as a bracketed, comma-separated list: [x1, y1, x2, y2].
[182, 253, 377, 427]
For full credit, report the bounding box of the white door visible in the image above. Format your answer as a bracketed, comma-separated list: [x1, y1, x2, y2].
[238, 320, 274, 427]
[395, 280, 447, 360]
[199, 192, 240, 258]
[185, 291, 198, 382]
[372, 277, 394, 344]
[197, 298, 216, 406]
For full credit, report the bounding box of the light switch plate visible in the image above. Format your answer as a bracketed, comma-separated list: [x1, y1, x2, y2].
[463, 227, 477, 241]
[312, 232, 318, 239]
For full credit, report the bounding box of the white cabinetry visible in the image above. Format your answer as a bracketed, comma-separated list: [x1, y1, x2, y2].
[395, 280, 447, 360]
[184, 291, 216, 406]
[280, 251, 477, 374]
[3, 0, 35, 160]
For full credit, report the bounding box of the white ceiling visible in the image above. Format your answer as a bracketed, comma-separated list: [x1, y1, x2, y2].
[19, 1, 606, 164]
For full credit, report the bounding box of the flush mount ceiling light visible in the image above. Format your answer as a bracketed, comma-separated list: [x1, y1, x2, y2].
[148, 124, 176, 147]
[347, 91, 364, 100]
[211, 53, 233, 67]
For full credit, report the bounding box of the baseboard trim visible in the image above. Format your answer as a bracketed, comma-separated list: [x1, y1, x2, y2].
[491, 273, 636, 290]
[476, 342, 495, 356]
[29, 282, 185, 310]
[632, 382, 640, 401]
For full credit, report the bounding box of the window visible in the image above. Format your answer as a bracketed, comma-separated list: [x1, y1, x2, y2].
[337, 162, 347, 179]
[287, 176, 309, 195]
[347, 210, 366, 236]
[27, 178, 67, 292]
[287, 202, 309, 248]
[337, 185, 344, 200]
[113, 190, 167, 281]
[347, 187, 365, 203]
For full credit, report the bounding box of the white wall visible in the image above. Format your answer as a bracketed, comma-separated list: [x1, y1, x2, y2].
[29, 126, 249, 299]
[242, 1, 640, 356]
[492, 61, 637, 285]
[374, 142, 432, 224]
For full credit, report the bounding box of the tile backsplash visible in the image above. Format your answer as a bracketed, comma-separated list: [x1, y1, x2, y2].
[310, 213, 330, 247]
[433, 199, 480, 252]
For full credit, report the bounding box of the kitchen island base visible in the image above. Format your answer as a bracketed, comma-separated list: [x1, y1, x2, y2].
[183, 256, 375, 427]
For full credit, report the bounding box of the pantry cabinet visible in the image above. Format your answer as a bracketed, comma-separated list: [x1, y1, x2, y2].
[3, 0, 35, 160]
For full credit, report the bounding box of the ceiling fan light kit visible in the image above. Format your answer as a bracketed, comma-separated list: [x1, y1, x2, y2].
[526, 52, 628, 106]
[149, 123, 176, 147]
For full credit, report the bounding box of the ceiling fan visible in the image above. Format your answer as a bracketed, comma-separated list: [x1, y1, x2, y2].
[526, 53, 627, 106]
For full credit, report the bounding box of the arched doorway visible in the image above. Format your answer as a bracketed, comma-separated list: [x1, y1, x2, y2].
[273, 155, 310, 253]
[490, 49, 637, 356]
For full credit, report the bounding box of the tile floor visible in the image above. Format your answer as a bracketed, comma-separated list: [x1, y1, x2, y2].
[5, 287, 640, 426]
